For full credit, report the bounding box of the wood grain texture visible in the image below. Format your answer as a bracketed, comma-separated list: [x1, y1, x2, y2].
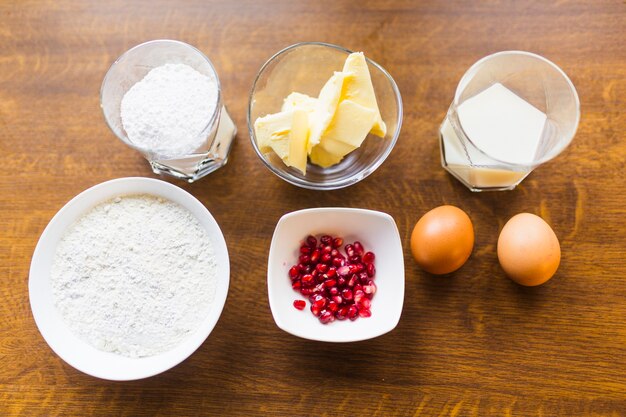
[1, 0, 625, 415]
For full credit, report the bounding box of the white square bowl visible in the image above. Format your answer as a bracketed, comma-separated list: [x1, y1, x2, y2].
[267, 208, 404, 342]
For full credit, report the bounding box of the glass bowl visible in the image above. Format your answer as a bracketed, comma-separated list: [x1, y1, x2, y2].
[248, 42, 403, 190]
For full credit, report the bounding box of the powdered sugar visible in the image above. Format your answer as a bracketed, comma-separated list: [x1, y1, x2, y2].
[120, 63, 218, 159]
[51, 194, 217, 358]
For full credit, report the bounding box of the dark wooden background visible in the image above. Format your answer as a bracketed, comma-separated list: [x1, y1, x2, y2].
[1, 0, 625, 415]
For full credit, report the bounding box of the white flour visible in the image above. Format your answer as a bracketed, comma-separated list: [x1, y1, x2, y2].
[120, 63, 218, 159]
[51, 194, 217, 358]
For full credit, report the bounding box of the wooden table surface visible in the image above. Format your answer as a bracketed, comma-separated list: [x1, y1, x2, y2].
[1, 0, 625, 415]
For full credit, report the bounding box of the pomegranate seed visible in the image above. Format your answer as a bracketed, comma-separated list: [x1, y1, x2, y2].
[292, 235, 377, 323]
[312, 294, 327, 309]
[319, 310, 333, 324]
[363, 251, 375, 263]
[332, 257, 345, 267]
[301, 274, 314, 287]
[363, 281, 377, 295]
[289, 265, 300, 279]
[353, 241, 364, 256]
[348, 305, 358, 320]
[311, 304, 322, 317]
[336, 308, 348, 320]
[348, 255, 361, 264]
[358, 298, 371, 310]
[337, 266, 351, 277]
[348, 275, 358, 287]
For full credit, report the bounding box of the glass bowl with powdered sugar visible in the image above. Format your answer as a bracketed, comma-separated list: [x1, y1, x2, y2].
[100, 39, 237, 182]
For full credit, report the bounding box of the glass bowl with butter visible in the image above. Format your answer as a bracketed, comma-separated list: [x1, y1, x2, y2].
[248, 42, 403, 190]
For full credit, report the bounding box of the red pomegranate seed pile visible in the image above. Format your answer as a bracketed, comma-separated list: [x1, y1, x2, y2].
[290, 234, 377, 324]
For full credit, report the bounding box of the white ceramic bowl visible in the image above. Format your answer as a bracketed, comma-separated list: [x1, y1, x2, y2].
[267, 208, 404, 342]
[29, 177, 230, 380]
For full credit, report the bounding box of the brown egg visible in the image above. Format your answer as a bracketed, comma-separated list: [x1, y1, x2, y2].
[497, 213, 561, 286]
[410, 205, 474, 275]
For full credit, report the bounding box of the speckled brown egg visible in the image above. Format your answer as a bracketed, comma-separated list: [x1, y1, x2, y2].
[497, 213, 561, 286]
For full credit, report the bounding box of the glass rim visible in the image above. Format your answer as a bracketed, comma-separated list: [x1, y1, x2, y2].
[99, 39, 222, 159]
[451, 50, 581, 168]
[246, 41, 403, 190]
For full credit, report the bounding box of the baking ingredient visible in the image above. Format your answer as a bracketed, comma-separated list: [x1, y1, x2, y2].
[51, 194, 217, 358]
[497, 213, 560, 286]
[288, 110, 309, 174]
[255, 109, 310, 175]
[309, 145, 343, 168]
[440, 82, 547, 188]
[282, 92, 318, 112]
[458, 82, 547, 164]
[410, 205, 474, 275]
[318, 100, 376, 151]
[341, 52, 386, 137]
[254, 111, 293, 161]
[254, 52, 386, 174]
[121, 63, 218, 159]
[289, 234, 377, 324]
[308, 71, 346, 151]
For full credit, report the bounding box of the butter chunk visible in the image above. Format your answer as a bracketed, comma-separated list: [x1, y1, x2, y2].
[309, 145, 344, 168]
[282, 92, 318, 113]
[288, 110, 309, 175]
[322, 100, 376, 149]
[253, 110, 293, 161]
[342, 52, 386, 138]
[308, 71, 345, 152]
[318, 137, 356, 157]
